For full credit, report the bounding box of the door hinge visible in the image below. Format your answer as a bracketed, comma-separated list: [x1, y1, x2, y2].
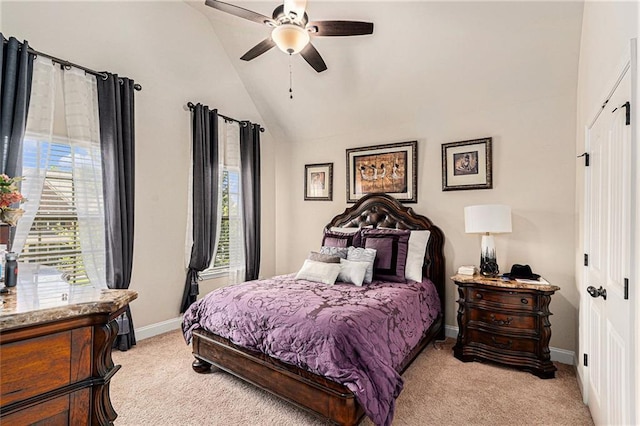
[583, 353, 588, 367]
[624, 278, 629, 300]
[577, 152, 590, 167]
[584, 254, 589, 266]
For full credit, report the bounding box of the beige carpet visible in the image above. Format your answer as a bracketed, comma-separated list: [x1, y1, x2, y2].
[111, 330, 593, 426]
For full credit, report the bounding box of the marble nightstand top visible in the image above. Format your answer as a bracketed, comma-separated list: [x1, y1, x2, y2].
[451, 273, 560, 292]
[0, 263, 137, 331]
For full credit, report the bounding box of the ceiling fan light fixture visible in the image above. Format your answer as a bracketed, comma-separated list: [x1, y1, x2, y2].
[284, 0, 307, 23]
[272, 24, 310, 55]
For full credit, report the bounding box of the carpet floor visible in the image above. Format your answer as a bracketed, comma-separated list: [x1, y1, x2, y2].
[111, 330, 593, 425]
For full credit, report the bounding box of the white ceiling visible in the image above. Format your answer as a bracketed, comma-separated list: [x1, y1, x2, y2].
[187, 1, 584, 144]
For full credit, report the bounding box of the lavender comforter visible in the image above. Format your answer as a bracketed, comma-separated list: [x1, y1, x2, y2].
[182, 274, 441, 426]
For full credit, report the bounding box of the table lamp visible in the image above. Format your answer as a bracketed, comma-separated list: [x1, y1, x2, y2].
[464, 204, 512, 277]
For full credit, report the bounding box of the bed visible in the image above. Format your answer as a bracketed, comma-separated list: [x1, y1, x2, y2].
[182, 193, 445, 426]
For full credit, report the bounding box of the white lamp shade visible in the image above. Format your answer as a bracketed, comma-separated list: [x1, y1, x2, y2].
[272, 24, 310, 54]
[464, 204, 512, 234]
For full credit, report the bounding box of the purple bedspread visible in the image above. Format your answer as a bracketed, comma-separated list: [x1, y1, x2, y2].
[182, 274, 441, 426]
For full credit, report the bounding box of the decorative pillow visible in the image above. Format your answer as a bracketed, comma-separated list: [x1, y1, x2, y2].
[337, 259, 369, 286]
[329, 227, 360, 234]
[295, 259, 341, 285]
[361, 228, 410, 283]
[308, 251, 341, 263]
[322, 228, 362, 248]
[346, 247, 377, 284]
[405, 230, 431, 282]
[319, 246, 349, 259]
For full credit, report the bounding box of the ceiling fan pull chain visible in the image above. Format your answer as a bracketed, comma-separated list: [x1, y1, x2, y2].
[289, 54, 294, 99]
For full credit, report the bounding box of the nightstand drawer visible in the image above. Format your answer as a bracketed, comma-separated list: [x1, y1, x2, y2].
[468, 307, 536, 330]
[467, 329, 536, 353]
[468, 288, 535, 310]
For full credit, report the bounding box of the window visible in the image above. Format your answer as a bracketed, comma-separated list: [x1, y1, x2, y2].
[18, 137, 103, 285]
[205, 169, 241, 274]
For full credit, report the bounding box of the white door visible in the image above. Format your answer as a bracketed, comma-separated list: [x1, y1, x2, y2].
[584, 59, 633, 425]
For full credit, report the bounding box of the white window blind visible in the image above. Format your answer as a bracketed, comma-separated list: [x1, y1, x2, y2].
[211, 169, 242, 269]
[20, 140, 93, 284]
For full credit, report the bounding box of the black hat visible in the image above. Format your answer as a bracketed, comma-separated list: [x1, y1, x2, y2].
[505, 264, 540, 280]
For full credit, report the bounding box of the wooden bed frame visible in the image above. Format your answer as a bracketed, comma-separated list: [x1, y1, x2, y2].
[190, 193, 445, 425]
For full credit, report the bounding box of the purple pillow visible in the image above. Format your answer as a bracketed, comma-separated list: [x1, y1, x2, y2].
[361, 228, 410, 283]
[322, 229, 362, 248]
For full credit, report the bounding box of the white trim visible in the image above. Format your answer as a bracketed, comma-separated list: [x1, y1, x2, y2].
[135, 316, 183, 341]
[444, 324, 575, 365]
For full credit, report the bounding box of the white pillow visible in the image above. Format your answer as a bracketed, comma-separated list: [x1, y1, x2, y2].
[338, 259, 369, 286]
[295, 259, 341, 285]
[347, 247, 377, 284]
[405, 230, 431, 282]
[329, 227, 360, 234]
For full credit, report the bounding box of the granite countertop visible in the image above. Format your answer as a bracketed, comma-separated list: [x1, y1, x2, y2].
[0, 263, 137, 331]
[451, 273, 561, 292]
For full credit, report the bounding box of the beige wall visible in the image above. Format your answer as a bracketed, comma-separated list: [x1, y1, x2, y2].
[574, 0, 639, 404]
[2, 0, 277, 327]
[275, 92, 580, 352]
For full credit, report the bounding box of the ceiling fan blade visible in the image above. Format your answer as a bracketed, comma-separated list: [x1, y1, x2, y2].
[205, 0, 274, 26]
[240, 38, 276, 61]
[307, 20, 374, 37]
[300, 43, 327, 73]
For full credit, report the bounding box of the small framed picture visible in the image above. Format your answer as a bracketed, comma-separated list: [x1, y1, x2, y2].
[442, 137, 492, 191]
[304, 163, 333, 201]
[346, 140, 418, 203]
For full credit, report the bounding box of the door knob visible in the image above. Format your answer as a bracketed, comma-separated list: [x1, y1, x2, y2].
[587, 285, 607, 300]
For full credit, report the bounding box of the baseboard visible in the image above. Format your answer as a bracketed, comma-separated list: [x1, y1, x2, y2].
[444, 324, 575, 365]
[135, 316, 183, 341]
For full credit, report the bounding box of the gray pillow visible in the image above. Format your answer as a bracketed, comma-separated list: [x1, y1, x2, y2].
[347, 247, 377, 284]
[308, 251, 341, 264]
[320, 246, 349, 259]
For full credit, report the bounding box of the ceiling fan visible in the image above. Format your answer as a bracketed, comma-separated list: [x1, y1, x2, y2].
[204, 0, 374, 72]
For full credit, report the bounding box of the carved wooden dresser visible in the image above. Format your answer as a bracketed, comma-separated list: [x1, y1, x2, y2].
[452, 274, 560, 379]
[0, 264, 137, 424]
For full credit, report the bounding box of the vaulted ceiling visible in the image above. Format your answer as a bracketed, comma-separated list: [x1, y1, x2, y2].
[188, 1, 584, 145]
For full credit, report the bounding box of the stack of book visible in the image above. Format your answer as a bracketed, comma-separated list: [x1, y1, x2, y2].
[457, 265, 476, 276]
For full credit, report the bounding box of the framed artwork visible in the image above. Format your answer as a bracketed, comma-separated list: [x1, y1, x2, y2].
[441, 137, 493, 191]
[304, 163, 333, 201]
[346, 140, 417, 203]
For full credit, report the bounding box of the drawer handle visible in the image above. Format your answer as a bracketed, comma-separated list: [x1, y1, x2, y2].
[521, 298, 529, 305]
[490, 314, 513, 326]
[475, 293, 483, 300]
[491, 336, 513, 350]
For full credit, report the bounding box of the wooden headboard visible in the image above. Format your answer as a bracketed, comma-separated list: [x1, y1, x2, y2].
[325, 193, 445, 336]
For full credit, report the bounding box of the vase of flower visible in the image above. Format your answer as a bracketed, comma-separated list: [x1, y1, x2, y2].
[0, 174, 25, 228]
[0, 175, 25, 286]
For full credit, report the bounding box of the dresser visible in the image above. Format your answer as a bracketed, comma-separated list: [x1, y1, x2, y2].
[452, 274, 560, 379]
[0, 264, 137, 424]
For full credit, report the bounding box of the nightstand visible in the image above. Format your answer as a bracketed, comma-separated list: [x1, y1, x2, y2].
[452, 274, 560, 379]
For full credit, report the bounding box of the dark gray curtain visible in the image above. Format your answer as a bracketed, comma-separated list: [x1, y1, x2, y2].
[1, 34, 35, 178]
[97, 74, 136, 351]
[240, 122, 261, 281]
[180, 104, 219, 313]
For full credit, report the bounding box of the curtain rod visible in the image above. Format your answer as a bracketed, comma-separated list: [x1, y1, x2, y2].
[3, 38, 142, 91]
[187, 102, 265, 132]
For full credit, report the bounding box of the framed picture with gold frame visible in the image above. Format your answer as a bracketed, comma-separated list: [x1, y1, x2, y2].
[442, 137, 492, 191]
[304, 163, 333, 201]
[346, 141, 417, 203]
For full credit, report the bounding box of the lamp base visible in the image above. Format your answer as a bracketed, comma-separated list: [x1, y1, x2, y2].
[479, 234, 500, 277]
